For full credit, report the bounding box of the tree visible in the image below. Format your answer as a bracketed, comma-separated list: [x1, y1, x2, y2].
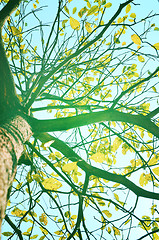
[0, 0, 159, 239]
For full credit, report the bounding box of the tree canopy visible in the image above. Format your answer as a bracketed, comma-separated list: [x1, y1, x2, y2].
[1, 0, 159, 239]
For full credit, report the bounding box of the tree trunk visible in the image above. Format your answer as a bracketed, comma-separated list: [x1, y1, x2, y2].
[0, 1, 30, 236]
[0, 115, 32, 238]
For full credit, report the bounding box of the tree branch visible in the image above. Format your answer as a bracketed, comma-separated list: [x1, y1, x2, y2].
[36, 132, 159, 201]
[0, 0, 21, 27]
[31, 109, 159, 138]
[111, 66, 159, 109]
[4, 215, 23, 240]
[147, 107, 159, 118]
[0, 0, 22, 117]
[25, 0, 134, 109]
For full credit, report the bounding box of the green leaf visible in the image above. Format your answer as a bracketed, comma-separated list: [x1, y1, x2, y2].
[2, 232, 13, 237]
[87, 5, 98, 16]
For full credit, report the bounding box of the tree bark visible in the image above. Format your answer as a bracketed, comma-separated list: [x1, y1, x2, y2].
[0, 115, 32, 238]
[0, 1, 30, 236]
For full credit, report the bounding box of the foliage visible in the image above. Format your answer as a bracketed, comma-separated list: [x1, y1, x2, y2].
[1, 0, 159, 239]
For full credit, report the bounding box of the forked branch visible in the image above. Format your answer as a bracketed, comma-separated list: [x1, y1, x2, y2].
[35, 132, 159, 201]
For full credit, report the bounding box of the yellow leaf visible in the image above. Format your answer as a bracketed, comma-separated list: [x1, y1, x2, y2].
[104, 2, 112, 8]
[130, 13, 136, 18]
[40, 227, 48, 235]
[152, 86, 157, 92]
[84, 76, 94, 82]
[16, 182, 23, 189]
[113, 183, 120, 188]
[152, 167, 159, 176]
[62, 162, 77, 173]
[122, 41, 126, 46]
[87, 5, 98, 16]
[153, 43, 159, 50]
[129, 19, 134, 22]
[72, 7, 77, 14]
[112, 137, 122, 152]
[33, 3, 37, 9]
[131, 34, 141, 45]
[139, 216, 151, 230]
[70, 17, 80, 30]
[110, 67, 115, 72]
[124, 219, 131, 225]
[62, 19, 68, 28]
[139, 173, 149, 187]
[138, 55, 145, 62]
[117, 16, 127, 24]
[39, 213, 48, 226]
[54, 230, 63, 235]
[90, 152, 105, 163]
[20, 44, 25, 49]
[140, 130, 144, 138]
[85, 22, 92, 33]
[87, 1, 91, 8]
[10, 26, 21, 35]
[22, 232, 30, 236]
[27, 227, 33, 233]
[64, 6, 69, 14]
[59, 237, 66, 240]
[11, 208, 26, 217]
[32, 174, 43, 183]
[149, 156, 158, 166]
[85, 197, 89, 207]
[15, 9, 20, 16]
[125, 4, 131, 13]
[113, 227, 120, 235]
[102, 210, 112, 218]
[7, 200, 11, 206]
[42, 178, 62, 190]
[114, 193, 119, 201]
[78, 7, 87, 18]
[30, 235, 38, 239]
[107, 227, 111, 234]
